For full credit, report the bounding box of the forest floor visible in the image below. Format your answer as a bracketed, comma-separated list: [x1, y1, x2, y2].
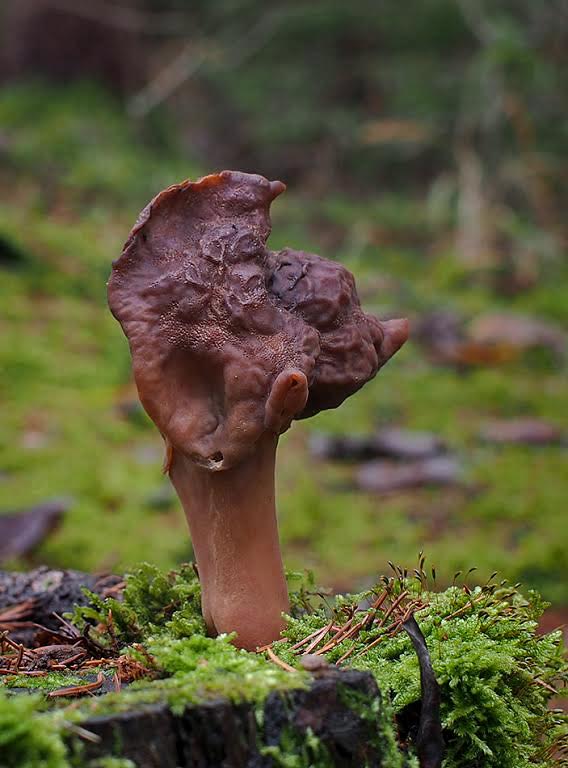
[1, 83, 567, 614]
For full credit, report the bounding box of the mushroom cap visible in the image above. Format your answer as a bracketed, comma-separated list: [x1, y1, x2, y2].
[108, 171, 407, 470]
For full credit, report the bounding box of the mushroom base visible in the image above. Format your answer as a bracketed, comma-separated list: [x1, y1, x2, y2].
[169, 433, 289, 651]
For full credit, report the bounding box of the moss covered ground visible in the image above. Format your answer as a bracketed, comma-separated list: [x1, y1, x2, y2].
[1, 82, 567, 606]
[0, 563, 565, 767]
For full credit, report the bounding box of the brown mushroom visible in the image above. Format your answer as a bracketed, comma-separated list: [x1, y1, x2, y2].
[108, 171, 408, 650]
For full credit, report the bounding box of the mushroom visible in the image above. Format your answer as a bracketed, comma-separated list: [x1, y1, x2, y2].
[108, 171, 408, 650]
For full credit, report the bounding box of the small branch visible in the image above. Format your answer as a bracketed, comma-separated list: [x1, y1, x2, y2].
[290, 625, 330, 652]
[533, 677, 557, 694]
[48, 670, 105, 698]
[0, 668, 47, 676]
[0, 600, 35, 623]
[127, 41, 209, 118]
[265, 647, 296, 673]
[402, 616, 444, 768]
[127, 7, 293, 118]
[379, 590, 410, 627]
[303, 622, 334, 654]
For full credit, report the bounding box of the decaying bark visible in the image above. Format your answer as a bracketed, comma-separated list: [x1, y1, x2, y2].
[0, 567, 121, 645]
[77, 669, 395, 768]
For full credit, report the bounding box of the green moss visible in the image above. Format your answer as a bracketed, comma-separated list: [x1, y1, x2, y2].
[260, 726, 334, 768]
[2, 670, 91, 693]
[70, 562, 206, 648]
[66, 564, 306, 716]
[1, 564, 566, 767]
[104, 634, 304, 715]
[0, 690, 68, 768]
[66, 563, 566, 766]
[277, 577, 567, 768]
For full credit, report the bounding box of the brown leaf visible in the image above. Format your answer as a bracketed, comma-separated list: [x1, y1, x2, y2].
[0, 500, 69, 562]
[356, 457, 462, 494]
[311, 428, 446, 462]
[479, 418, 563, 446]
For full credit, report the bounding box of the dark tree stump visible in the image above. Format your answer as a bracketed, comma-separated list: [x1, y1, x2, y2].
[77, 669, 393, 768]
[74, 705, 179, 768]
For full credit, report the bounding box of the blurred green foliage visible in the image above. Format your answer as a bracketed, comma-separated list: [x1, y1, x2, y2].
[0, 83, 189, 209]
[0, 58, 566, 606]
[152, 0, 568, 236]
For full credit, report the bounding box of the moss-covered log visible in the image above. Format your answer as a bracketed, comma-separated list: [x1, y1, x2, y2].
[75, 669, 400, 768]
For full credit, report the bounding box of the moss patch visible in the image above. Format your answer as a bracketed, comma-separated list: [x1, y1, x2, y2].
[276, 573, 567, 768]
[1, 563, 565, 768]
[0, 691, 68, 768]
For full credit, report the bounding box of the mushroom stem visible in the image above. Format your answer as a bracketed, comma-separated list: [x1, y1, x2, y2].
[169, 433, 289, 651]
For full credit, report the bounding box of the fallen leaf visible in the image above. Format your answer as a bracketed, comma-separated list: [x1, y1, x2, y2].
[469, 312, 566, 358]
[310, 428, 446, 462]
[0, 500, 70, 562]
[479, 418, 563, 446]
[356, 457, 462, 494]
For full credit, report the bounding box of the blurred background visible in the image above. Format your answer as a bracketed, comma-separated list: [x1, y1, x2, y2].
[0, 1, 566, 613]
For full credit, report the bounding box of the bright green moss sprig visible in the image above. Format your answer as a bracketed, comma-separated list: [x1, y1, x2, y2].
[69, 562, 206, 649]
[129, 633, 305, 715]
[2, 669, 94, 695]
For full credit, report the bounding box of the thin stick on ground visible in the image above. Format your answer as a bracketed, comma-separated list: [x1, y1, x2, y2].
[265, 646, 297, 673]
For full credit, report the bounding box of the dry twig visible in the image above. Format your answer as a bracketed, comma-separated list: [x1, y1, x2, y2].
[48, 671, 105, 699]
[265, 647, 296, 673]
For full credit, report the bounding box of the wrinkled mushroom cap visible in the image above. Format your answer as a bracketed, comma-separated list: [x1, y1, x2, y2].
[108, 171, 407, 470]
